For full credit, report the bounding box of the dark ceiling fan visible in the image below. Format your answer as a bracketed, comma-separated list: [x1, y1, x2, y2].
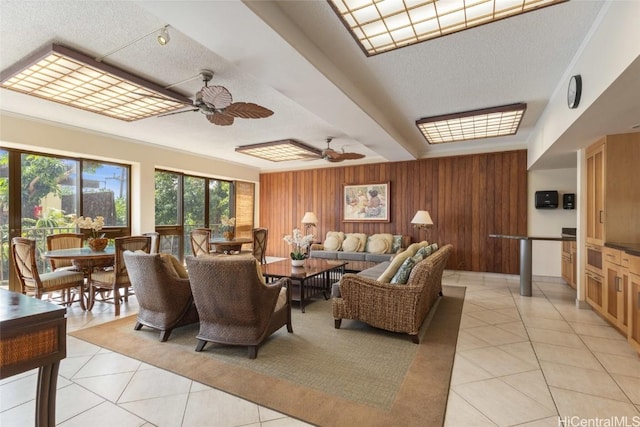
[305, 137, 366, 162]
[144, 70, 273, 126]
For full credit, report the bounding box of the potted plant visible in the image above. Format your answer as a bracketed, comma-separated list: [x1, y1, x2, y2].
[73, 215, 107, 251]
[283, 228, 315, 266]
[220, 215, 236, 241]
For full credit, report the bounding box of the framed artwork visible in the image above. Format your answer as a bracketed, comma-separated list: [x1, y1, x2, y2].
[343, 182, 390, 222]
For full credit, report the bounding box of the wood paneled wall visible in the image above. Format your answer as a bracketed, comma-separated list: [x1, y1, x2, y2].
[260, 150, 527, 274]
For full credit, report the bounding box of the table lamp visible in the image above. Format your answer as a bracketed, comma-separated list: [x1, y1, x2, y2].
[301, 211, 319, 235]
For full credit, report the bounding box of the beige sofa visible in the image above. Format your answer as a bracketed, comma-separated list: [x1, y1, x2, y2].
[332, 243, 452, 343]
[309, 232, 411, 262]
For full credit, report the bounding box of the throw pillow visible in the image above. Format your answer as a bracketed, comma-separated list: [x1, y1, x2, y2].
[365, 233, 394, 254]
[366, 237, 389, 254]
[158, 253, 179, 277]
[416, 245, 434, 259]
[377, 249, 413, 282]
[391, 235, 404, 253]
[344, 233, 367, 252]
[159, 253, 189, 279]
[341, 235, 360, 252]
[390, 257, 416, 284]
[323, 231, 345, 251]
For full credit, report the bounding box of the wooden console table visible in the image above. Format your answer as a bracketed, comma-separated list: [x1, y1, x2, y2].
[0, 289, 66, 427]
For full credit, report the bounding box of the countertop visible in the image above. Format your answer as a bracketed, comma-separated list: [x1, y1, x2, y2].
[489, 234, 576, 241]
[605, 242, 640, 257]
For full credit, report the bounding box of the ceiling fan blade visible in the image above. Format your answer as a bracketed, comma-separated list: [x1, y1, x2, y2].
[157, 108, 199, 117]
[201, 86, 232, 109]
[338, 152, 366, 160]
[224, 102, 274, 119]
[326, 156, 345, 163]
[206, 112, 234, 126]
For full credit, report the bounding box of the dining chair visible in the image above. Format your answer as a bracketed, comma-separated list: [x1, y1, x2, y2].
[11, 237, 86, 310]
[190, 228, 211, 257]
[46, 233, 84, 271]
[143, 232, 160, 254]
[252, 228, 268, 264]
[88, 235, 151, 315]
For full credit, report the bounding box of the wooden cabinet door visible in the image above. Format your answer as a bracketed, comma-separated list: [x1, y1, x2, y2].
[586, 141, 605, 245]
[628, 272, 640, 354]
[586, 270, 605, 312]
[604, 259, 627, 333]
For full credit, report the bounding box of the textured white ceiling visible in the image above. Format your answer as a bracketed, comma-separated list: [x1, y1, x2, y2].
[0, 0, 617, 172]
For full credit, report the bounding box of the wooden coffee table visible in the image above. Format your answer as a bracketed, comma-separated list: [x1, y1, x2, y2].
[261, 259, 346, 312]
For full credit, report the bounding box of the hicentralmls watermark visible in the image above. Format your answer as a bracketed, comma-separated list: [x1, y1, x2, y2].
[559, 416, 640, 427]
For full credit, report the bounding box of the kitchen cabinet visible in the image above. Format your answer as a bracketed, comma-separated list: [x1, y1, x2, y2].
[628, 254, 640, 353]
[585, 134, 640, 246]
[561, 241, 576, 289]
[603, 247, 628, 333]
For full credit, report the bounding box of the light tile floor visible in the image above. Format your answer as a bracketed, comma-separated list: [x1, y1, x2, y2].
[2, 271, 639, 426]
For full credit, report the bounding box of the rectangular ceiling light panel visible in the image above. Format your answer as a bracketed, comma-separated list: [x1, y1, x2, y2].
[329, 0, 567, 56]
[235, 140, 322, 162]
[1, 44, 192, 121]
[416, 103, 526, 144]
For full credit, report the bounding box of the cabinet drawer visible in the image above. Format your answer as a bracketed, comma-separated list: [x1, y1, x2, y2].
[604, 247, 622, 265]
[621, 252, 631, 268]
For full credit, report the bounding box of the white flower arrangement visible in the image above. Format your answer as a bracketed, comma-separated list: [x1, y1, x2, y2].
[73, 215, 105, 238]
[220, 215, 236, 232]
[283, 228, 315, 260]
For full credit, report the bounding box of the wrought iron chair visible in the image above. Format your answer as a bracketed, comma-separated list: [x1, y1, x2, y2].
[11, 237, 86, 310]
[185, 255, 292, 359]
[88, 235, 151, 315]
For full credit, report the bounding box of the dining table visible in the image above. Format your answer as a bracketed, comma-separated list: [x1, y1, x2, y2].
[42, 247, 115, 309]
[209, 237, 253, 254]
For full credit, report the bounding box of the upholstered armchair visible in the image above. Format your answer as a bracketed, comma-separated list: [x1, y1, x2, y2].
[123, 251, 198, 341]
[185, 255, 292, 359]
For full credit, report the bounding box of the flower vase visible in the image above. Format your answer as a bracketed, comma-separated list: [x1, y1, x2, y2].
[222, 231, 235, 241]
[291, 259, 305, 267]
[88, 237, 108, 252]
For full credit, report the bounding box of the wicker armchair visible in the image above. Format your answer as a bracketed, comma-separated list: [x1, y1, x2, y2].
[123, 251, 198, 341]
[333, 244, 452, 343]
[185, 255, 292, 359]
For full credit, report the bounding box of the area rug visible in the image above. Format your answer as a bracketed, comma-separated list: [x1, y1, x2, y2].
[71, 285, 465, 426]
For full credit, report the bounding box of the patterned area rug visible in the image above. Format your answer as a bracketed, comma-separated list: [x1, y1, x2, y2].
[71, 285, 465, 426]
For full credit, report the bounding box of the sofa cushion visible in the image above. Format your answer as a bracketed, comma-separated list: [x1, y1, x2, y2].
[364, 253, 394, 262]
[323, 231, 345, 251]
[365, 233, 394, 254]
[310, 250, 339, 259]
[337, 251, 367, 261]
[390, 257, 416, 284]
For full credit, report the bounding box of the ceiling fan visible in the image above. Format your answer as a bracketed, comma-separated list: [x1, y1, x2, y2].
[151, 70, 274, 126]
[307, 137, 366, 162]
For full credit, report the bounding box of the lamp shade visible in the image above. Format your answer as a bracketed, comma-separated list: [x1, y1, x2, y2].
[411, 210, 433, 227]
[301, 212, 319, 225]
